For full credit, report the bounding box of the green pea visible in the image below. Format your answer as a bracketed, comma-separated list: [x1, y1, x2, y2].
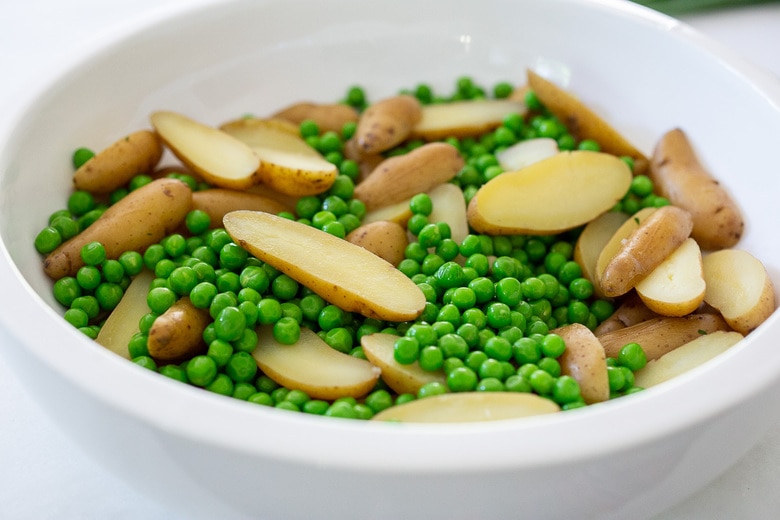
[34, 226, 62, 254]
[225, 351, 258, 383]
[476, 377, 504, 392]
[446, 366, 478, 392]
[393, 336, 420, 365]
[553, 375, 582, 404]
[418, 381, 448, 399]
[147, 286, 176, 314]
[213, 306, 247, 342]
[324, 327, 354, 354]
[118, 251, 144, 277]
[365, 389, 393, 413]
[95, 283, 123, 311]
[159, 364, 188, 384]
[273, 316, 300, 345]
[409, 193, 433, 216]
[257, 298, 283, 325]
[67, 190, 96, 216]
[618, 342, 647, 371]
[186, 355, 218, 387]
[271, 274, 299, 301]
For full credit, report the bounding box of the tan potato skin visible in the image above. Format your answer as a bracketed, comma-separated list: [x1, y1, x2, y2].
[343, 138, 384, 182]
[593, 291, 660, 335]
[649, 128, 744, 250]
[147, 297, 210, 362]
[599, 205, 693, 297]
[527, 70, 649, 175]
[43, 178, 192, 279]
[73, 130, 163, 193]
[554, 323, 610, 404]
[353, 142, 463, 211]
[354, 94, 422, 155]
[597, 313, 731, 360]
[346, 220, 408, 266]
[272, 102, 359, 134]
[192, 188, 289, 227]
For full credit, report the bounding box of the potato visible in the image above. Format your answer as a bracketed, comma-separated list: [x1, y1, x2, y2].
[371, 392, 560, 423]
[353, 142, 463, 211]
[634, 330, 744, 388]
[343, 138, 385, 181]
[410, 99, 527, 141]
[44, 178, 192, 279]
[634, 237, 706, 317]
[649, 128, 744, 250]
[220, 118, 337, 196]
[147, 297, 211, 362]
[467, 151, 631, 235]
[272, 101, 359, 133]
[526, 69, 649, 174]
[428, 182, 469, 245]
[362, 198, 413, 226]
[151, 111, 260, 189]
[574, 210, 629, 295]
[593, 291, 660, 335]
[702, 249, 776, 334]
[192, 188, 289, 227]
[598, 205, 693, 298]
[223, 210, 425, 321]
[354, 94, 422, 154]
[554, 323, 609, 404]
[346, 220, 408, 266]
[96, 270, 154, 359]
[360, 333, 446, 396]
[73, 130, 163, 194]
[597, 313, 731, 360]
[253, 326, 380, 400]
[495, 137, 559, 171]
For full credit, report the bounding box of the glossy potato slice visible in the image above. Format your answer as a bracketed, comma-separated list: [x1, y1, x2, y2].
[467, 151, 631, 235]
[96, 270, 154, 359]
[360, 333, 446, 395]
[151, 111, 260, 189]
[428, 182, 469, 245]
[223, 211, 425, 321]
[495, 137, 559, 171]
[410, 99, 527, 141]
[253, 326, 380, 400]
[574, 210, 629, 295]
[372, 392, 560, 423]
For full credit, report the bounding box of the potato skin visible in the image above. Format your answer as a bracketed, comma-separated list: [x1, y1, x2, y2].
[354, 94, 422, 155]
[593, 291, 660, 335]
[43, 178, 192, 279]
[192, 188, 289, 227]
[649, 128, 744, 250]
[554, 323, 609, 404]
[272, 102, 359, 134]
[73, 130, 163, 193]
[147, 297, 210, 362]
[346, 220, 408, 266]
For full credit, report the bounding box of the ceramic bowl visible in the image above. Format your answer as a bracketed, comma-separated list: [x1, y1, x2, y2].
[2, 0, 780, 519]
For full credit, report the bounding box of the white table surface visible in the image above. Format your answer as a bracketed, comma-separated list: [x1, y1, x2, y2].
[1, 1, 780, 519]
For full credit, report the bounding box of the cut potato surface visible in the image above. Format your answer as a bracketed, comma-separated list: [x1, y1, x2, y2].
[96, 270, 154, 359]
[634, 330, 744, 388]
[467, 151, 632, 235]
[496, 137, 559, 171]
[372, 392, 560, 423]
[223, 211, 426, 321]
[428, 182, 469, 245]
[360, 333, 446, 395]
[574, 210, 629, 295]
[411, 99, 527, 141]
[555, 323, 609, 404]
[253, 326, 380, 400]
[151, 111, 260, 189]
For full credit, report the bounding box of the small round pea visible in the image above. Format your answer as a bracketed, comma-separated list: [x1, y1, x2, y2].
[225, 351, 258, 383]
[80, 241, 106, 266]
[147, 286, 176, 314]
[617, 342, 647, 371]
[393, 336, 420, 365]
[409, 193, 433, 216]
[95, 282, 123, 311]
[273, 316, 300, 345]
[418, 345, 444, 372]
[418, 381, 448, 399]
[186, 355, 218, 387]
[34, 227, 62, 254]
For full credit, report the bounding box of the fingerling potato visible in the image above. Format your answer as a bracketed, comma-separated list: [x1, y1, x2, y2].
[74, 130, 163, 193]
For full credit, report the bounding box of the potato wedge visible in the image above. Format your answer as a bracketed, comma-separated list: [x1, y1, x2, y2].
[634, 330, 744, 388]
[702, 249, 776, 334]
[43, 178, 192, 279]
[526, 70, 649, 174]
[253, 326, 380, 400]
[496, 137, 559, 171]
[428, 182, 469, 245]
[372, 392, 559, 423]
[147, 297, 211, 362]
[649, 128, 744, 250]
[598, 205, 693, 298]
[360, 333, 446, 395]
[593, 291, 660, 335]
[362, 198, 413, 226]
[192, 188, 289, 227]
[73, 130, 163, 194]
[223, 211, 425, 321]
[96, 270, 155, 359]
[220, 118, 337, 197]
[271, 101, 359, 133]
[346, 220, 408, 266]
[467, 151, 631, 235]
[410, 99, 527, 141]
[353, 142, 463, 211]
[354, 94, 422, 154]
[597, 313, 731, 360]
[574, 210, 629, 295]
[635, 238, 706, 317]
[554, 323, 609, 404]
[151, 111, 260, 189]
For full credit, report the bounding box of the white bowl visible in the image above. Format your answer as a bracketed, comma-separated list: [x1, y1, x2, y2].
[2, 1, 780, 519]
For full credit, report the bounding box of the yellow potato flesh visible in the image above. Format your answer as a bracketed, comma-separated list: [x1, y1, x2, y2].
[95, 270, 154, 359]
[635, 238, 706, 317]
[223, 211, 425, 322]
[411, 99, 527, 141]
[428, 182, 469, 245]
[372, 392, 559, 423]
[495, 137, 559, 171]
[253, 326, 380, 400]
[360, 333, 446, 395]
[468, 151, 632, 235]
[574, 210, 629, 293]
[594, 207, 657, 294]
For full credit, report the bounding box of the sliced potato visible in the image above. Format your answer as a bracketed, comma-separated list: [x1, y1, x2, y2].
[253, 326, 380, 400]
[346, 220, 408, 266]
[634, 330, 744, 388]
[361, 333, 446, 395]
[96, 270, 154, 359]
[574, 210, 629, 294]
[702, 249, 776, 334]
[223, 211, 425, 321]
[362, 198, 413, 226]
[635, 238, 706, 317]
[192, 188, 289, 227]
[526, 69, 649, 174]
[554, 323, 609, 404]
[495, 137, 559, 171]
[150, 111, 260, 189]
[467, 151, 631, 235]
[410, 99, 527, 141]
[220, 118, 337, 196]
[428, 182, 469, 245]
[593, 291, 660, 335]
[371, 392, 560, 423]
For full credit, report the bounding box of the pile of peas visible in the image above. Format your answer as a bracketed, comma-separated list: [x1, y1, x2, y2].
[35, 76, 661, 419]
